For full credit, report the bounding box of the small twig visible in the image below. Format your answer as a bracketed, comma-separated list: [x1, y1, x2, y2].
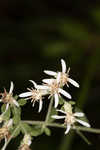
[23, 120, 100, 134]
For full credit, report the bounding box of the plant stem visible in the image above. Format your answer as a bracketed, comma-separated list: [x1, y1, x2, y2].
[45, 97, 53, 124]
[22, 120, 100, 134]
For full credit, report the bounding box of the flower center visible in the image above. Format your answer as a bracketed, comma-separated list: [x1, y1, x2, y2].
[65, 113, 75, 125]
[28, 89, 42, 102]
[60, 72, 68, 86]
[49, 81, 59, 94]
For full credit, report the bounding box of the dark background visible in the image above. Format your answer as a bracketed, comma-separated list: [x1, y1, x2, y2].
[0, 0, 100, 150]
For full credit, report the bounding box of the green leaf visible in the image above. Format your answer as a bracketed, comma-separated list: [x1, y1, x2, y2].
[10, 126, 21, 138]
[21, 123, 33, 134]
[12, 106, 21, 124]
[1, 104, 6, 112]
[31, 126, 43, 137]
[44, 127, 51, 136]
[59, 97, 64, 105]
[18, 99, 27, 106]
[69, 101, 76, 105]
[21, 123, 43, 137]
[3, 107, 11, 120]
[14, 95, 18, 100]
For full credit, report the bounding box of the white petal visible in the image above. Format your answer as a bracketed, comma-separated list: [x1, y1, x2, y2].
[61, 59, 66, 73]
[68, 78, 79, 88]
[74, 112, 84, 117]
[58, 88, 71, 99]
[9, 81, 14, 94]
[65, 124, 71, 134]
[13, 99, 19, 107]
[19, 92, 32, 97]
[6, 103, 9, 110]
[51, 115, 66, 119]
[75, 119, 91, 128]
[29, 80, 37, 88]
[54, 93, 59, 108]
[38, 100, 43, 113]
[44, 70, 57, 76]
[56, 109, 66, 114]
[57, 72, 61, 83]
[42, 79, 55, 84]
[36, 85, 49, 90]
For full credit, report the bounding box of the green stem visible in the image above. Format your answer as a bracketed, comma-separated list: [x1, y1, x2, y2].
[22, 120, 100, 134]
[45, 97, 53, 124]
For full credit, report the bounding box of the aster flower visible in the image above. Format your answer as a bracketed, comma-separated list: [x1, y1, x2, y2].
[51, 102, 90, 134]
[44, 59, 79, 88]
[18, 134, 32, 150]
[0, 81, 19, 111]
[19, 80, 49, 112]
[42, 74, 71, 108]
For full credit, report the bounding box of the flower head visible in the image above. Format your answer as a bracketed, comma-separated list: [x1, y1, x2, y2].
[0, 82, 19, 110]
[19, 80, 49, 112]
[0, 119, 13, 142]
[44, 59, 79, 88]
[52, 102, 90, 134]
[43, 74, 71, 108]
[18, 134, 32, 150]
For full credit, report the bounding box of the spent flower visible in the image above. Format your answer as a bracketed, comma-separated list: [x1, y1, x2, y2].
[18, 134, 32, 150]
[0, 82, 19, 110]
[0, 119, 13, 142]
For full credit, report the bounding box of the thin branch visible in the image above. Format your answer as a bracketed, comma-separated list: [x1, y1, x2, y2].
[45, 97, 53, 124]
[22, 120, 100, 134]
[72, 126, 100, 134]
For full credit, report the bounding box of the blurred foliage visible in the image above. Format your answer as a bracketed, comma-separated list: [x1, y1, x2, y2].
[0, 0, 100, 150]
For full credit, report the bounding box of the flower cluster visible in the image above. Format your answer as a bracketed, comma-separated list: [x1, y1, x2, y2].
[0, 59, 92, 150]
[19, 59, 90, 134]
[19, 59, 79, 111]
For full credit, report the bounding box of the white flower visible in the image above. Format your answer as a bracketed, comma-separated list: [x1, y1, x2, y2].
[19, 80, 49, 112]
[0, 81, 19, 110]
[42, 74, 71, 108]
[51, 105, 90, 134]
[44, 59, 79, 88]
